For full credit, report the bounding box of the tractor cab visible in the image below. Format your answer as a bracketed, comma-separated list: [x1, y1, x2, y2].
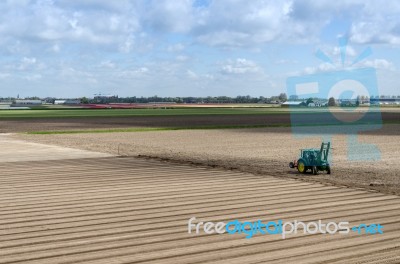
[289, 142, 331, 175]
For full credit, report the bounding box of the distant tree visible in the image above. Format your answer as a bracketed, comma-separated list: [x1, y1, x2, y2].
[306, 98, 313, 105]
[270, 96, 279, 102]
[278, 93, 287, 102]
[80, 97, 89, 104]
[328, 97, 336, 106]
[258, 96, 266, 103]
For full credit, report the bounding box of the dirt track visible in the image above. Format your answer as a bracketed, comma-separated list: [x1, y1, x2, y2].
[14, 124, 400, 195]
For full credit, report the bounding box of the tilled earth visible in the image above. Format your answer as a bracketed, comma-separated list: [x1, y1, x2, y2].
[13, 124, 400, 195]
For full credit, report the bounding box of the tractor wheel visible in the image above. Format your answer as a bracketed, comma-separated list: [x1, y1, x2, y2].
[297, 159, 307, 174]
[327, 166, 331, 175]
[289, 162, 294, 168]
[312, 166, 318, 175]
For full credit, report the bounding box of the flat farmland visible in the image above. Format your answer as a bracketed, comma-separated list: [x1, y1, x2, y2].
[0, 107, 399, 133]
[3, 107, 400, 263]
[14, 124, 400, 195]
[1, 147, 399, 264]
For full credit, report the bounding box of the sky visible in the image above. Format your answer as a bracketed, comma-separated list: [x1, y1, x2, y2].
[0, 0, 399, 98]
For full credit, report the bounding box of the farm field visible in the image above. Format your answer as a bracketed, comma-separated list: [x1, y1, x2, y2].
[14, 124, 400, 195]
[0, 106, 399, 119]
[0, 135, 399, 263]
[2, 107, 400, 263]
[0, 108, 283, 119]
[0, 107, 399, 133]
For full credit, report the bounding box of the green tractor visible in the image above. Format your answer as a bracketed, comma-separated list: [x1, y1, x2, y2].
[289, 142, 331, 175]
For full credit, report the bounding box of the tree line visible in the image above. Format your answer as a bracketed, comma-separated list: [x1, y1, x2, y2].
[79, 93, 289, 104]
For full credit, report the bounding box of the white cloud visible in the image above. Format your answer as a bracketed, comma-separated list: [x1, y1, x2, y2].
[190, 0, 400, 47]
[0, 73, 10, 79]
[187, 70, 214, 81]
[302, 63, 336, 75]
[0, 0, 399, 54]
[348, 1, 400, 45]
[100, 60, 116, 68]
[19, 57, 37, 70]
[0, 0, 398, 97]
[51, 43, 61, 52]
[137, 67, 149, 73]
[220, 58, 262, 74]
[360, 59, 395, 70]
[275, 59, 299, 64]
[194, 1, 294, 47]
[332, 46, 357, 57]
[176, 55, 190, 62]
[301, 58, 395, 75]
[351, 24, 400, 45]
[60, 66, 98, 84]
[117, 67, 149, 78]
[118, 36, 135, 53]
[143, 0, 194, 33]
[0, 0, 141, 54]
[187, 70, 198, 79]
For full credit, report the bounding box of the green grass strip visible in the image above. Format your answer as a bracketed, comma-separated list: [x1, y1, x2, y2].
[27, 124, 289, 134]
[26, 121, 399, 135]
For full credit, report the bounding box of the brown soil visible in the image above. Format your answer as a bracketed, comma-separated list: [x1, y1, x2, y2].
[2, 156, 399, 263]
[13, 124, 400, 196]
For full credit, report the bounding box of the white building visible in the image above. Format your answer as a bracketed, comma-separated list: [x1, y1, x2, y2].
[0, 101, 12, 109]
[308, 100, 327, 107]
[54, 99, 81, 105]
[281, 101, 303, 107]
[13, 99, 43, 105]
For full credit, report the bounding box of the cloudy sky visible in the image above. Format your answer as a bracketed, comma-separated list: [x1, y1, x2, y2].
[0, 0, 399, 98]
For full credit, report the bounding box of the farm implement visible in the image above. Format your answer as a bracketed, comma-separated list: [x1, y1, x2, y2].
[289, 142, 331, 175]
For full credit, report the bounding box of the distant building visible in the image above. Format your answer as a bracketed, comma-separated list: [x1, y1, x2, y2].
[338, 99, 358, 107]
[0, 101, 12, 109]
[54, 99, 81, 105]
[65, 99, 81, 105]
[370, 98, 400, 105]
[308, 100, 327, 107]
[281, 101, 303, 107]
